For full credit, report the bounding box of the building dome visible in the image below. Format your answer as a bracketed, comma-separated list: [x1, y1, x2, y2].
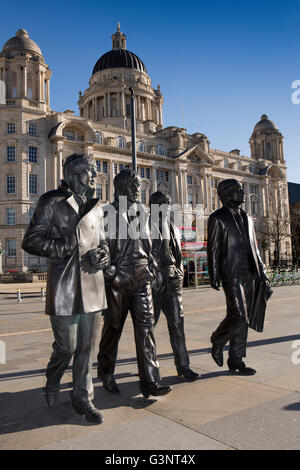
[92, 49, 147, 75]
[92, 23, 147, 75]
[254, 114, 277, 132]
[0, 29, 43, 58]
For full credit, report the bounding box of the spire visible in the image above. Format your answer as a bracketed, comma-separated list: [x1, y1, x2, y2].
[111, 24, 127, 50]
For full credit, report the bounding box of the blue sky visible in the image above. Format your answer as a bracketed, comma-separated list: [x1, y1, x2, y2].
[1, 0, 300, 182]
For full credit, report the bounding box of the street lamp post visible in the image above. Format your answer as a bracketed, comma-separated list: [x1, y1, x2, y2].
[129, 87, 137, 172]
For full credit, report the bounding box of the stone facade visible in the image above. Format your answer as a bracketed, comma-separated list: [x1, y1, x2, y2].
[0, 26, 292, 272]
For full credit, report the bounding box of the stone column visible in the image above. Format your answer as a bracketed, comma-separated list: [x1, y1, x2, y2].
[151, 166, 157, 194]
[57, 146, 63, 182]
[93, 99, 96, 121]
[265, 180, 269, 217]
[16, 66, 21, 97]
[136, 95, 141, 119]
[120, 92, 124, 116]
[183, 170, 188, 206]
[117, 92, 120, 116]
[36, 70, 41, 101]
[109, 160, 114, 201]
[41, 71, 45, 101]
[23, 65, 27, 97]
[104, 93, 108, 117]
[107, 92, 111, 118]
[203, 171, 208, 210]
[46, 79, 50, 106]
[159, 104, 163, 126]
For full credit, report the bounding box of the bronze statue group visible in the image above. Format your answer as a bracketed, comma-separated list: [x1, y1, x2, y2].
[22, 154, 272, 424]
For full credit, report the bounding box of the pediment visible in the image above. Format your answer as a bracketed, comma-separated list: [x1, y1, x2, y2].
[178, 145, 214, 165]
[101, 78, 122, 88]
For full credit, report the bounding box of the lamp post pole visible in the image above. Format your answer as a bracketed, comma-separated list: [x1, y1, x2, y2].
[129, 87, 137, 172]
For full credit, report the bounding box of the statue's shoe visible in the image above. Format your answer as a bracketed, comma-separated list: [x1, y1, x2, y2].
[44, 388, 59, 408]
[228, 360, 256, 375]
[211, 343, 224, 367]
[140, 383, 172, 399]
[72, 400, 103, 424]
[177, 367, 201, 380]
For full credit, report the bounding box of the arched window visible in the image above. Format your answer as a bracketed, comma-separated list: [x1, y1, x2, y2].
[7, 71, 17, 98]
[157, 145, 164, 156]
[95, 132, 103, 144]
[117, 136, 125, 148]
[138, 141, 145, 152]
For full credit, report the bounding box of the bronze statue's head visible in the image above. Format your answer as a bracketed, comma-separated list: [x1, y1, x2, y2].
[63, 154, 96, 195]
[113, 168, 140, 203]
[149, 191, 171, 207]
[217, 179, 245, 208]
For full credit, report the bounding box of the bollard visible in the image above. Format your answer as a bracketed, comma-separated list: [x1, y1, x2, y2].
[41, 287, 46, 302]
[17, 289, 22, 303]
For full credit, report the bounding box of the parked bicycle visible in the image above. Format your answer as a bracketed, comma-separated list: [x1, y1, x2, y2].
[268, 269, 300, 287]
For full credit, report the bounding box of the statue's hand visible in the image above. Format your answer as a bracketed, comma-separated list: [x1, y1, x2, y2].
[211, 280, 221, 290]
[87, 248, 110, 270]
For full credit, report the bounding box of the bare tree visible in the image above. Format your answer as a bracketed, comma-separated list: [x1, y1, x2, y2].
[259, 200, 290, 266]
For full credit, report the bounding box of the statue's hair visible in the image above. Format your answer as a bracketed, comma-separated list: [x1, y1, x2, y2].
[113, 168, 139, 198]
[149, 191, 171, 206]
[217, 178, 240, 204]
[63, 154, 93, 186]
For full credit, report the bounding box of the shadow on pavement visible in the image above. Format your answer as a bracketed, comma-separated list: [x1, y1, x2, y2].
[0, 373, 158, 434]
[283, 402, 300, 411]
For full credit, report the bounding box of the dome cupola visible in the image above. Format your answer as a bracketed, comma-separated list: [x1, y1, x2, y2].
[92, 23, 147, 75]
[0, 29, 43, 59]
[250, 114, 284, 163]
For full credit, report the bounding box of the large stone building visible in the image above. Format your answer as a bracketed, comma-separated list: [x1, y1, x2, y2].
[0, 25, 292, 272]
[288, 182, 300, 265]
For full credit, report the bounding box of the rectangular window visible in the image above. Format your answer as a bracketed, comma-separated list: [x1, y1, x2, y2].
[96, 184, 103, 200]
[6, 175, 15, 194]
[159, 170, 164, 181]
[6, 208, 16, 225]
[141, 189, 146, 204]
[7, 123, 15, 134]
[102, 161, 108, 174]
[29, 175, 38, 194]
[6, 146, 15, 162]
[140, 167, 145, 179]
[28, 123, 37, 135]
[165, 171, 169, 182]
[156, 169, 159, 180]
[187, 175, 192, 185]
[146, 168, 151, 179]
[114, 163, 118, 175]
[65, 130, 75, 141]
[28, 146, 37, 163]
[96, 160, 101, 173]
[126, 104, 131, 116]
[6, 239, 16, 257]
[119, 164, 124, 172]
[105, 183, 109, 201]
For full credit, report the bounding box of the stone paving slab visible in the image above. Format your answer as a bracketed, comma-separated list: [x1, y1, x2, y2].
[195, 392, 300, 450]
[39, 414, 232, 450]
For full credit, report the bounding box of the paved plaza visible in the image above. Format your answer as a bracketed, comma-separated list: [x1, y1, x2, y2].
[0, 283, 300, 450]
